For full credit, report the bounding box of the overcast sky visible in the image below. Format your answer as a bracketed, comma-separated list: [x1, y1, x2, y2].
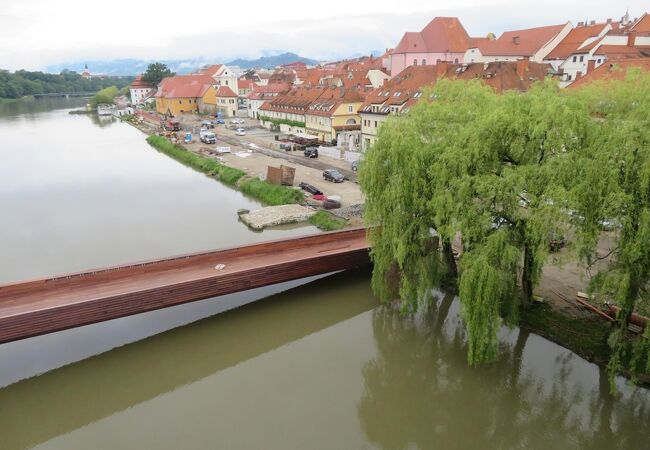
[0, 0, 646, 71]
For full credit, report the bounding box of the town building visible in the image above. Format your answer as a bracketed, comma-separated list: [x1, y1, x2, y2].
[387, 17, 474, 76]
[199, 64, 239, 92]
[359, 61, 552, 151]
[464, 23, 572, 64]
[568, 57, 650, 88]
[304, 87, 366, 147]
[237, 79, 257, 108]
[129, 75, 156, 105]
[557, 20, 650, 86]
[543, 20, 616, 71]
[154, 75, 216, 116]
[258, 86, 331, 138]
[214, 86, 239, 117]
[246, 83, 290, 119]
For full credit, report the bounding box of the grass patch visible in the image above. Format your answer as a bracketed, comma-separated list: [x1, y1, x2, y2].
[309, 210, 347, 231]
[520, 302, 612, 364]
[239, 178, 304, 206]
[146, 135, 245, 186]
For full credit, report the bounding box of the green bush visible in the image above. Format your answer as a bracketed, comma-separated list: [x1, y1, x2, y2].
[258, 114, 306, 129]
[239, 178, 304, 205]
[309, 211, 347, 231]
[146, 135, 245, 186]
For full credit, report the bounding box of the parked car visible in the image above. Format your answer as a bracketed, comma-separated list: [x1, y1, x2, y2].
[351, 159, 361, 171]
[304, 147, 318, 158]
[214, 118, 225, 124]
[230, 118, 244, 125]
[323, 169, 344, 183]
[298, 182, 323, 195]
[236, 128, 246, 136]
[201, 120, 214, 129]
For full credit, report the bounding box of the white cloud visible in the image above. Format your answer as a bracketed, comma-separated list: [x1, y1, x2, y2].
[0, 0, 646, 70]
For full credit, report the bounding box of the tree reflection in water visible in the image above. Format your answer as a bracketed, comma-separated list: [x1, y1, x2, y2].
[358, 292, 650, 450]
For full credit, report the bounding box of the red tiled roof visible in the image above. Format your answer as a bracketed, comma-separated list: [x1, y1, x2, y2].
[630, 13, 650, 33]
[393, 17, 471, 54]
[569, 58, 650, 88]
[130, 74, 154, 89]
[473, 23, 567, 56]
[200, 64, 224, 76]
[155, 75, 214, 99]
[306, 87, 366, 117]
[359, 61, 551, 114]
[545, 22, 611, 60]
[595, 45, 650, 58]
[215, 86, 237, 97]
[237, 79, 256, 89]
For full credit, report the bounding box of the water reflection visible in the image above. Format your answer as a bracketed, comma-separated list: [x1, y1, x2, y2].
[0, 269, 377, 450]
[358, 294, 650, 450]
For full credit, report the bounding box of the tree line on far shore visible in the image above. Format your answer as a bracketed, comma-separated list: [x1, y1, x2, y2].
[359, 70, 650, 387]
[0, 69, 132, 99]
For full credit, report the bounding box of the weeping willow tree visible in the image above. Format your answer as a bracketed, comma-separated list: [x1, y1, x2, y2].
[359, 79, 495, 312]
[570, 69, 650, 385]
[361, 78, 592, 366]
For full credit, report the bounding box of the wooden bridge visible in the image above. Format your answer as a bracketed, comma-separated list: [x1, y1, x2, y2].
[0, 228, 370, 344]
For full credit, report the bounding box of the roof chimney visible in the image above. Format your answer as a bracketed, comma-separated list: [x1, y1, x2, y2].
[590, 20, 596, 25]
[512, 36, 520, 45]
[577, 21, 584, 27]
[587, 59, 595, 73]
[606, 18, 612, 24]
[436, 61, 449, 78]
[516, 57, 529, 79]
[627, 32, 636, 47]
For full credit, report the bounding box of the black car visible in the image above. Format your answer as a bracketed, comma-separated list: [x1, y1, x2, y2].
[323, 169, 344, 183]
[304, 147, 318, 158]
[298, 182, 323, 195]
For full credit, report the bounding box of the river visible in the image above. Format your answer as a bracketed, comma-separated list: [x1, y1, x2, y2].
[0, 98, 648, 449]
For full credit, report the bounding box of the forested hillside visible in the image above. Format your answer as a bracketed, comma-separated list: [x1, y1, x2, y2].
[0, 69, 133, 99]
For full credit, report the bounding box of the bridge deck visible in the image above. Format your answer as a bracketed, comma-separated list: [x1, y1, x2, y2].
[0, 228, 370, 344]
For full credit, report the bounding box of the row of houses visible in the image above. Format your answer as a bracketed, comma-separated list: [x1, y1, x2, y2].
[388, 11, 650, 86]
[130, 9, 650, 152]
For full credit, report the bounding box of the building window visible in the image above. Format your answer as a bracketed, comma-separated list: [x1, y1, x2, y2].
[422, 59, 426, 65]
[454, 58, 459, 63]
[567, 74, 572, 81]
[374, 121, 378, 127]
[579, 55, 584, 62]
[348, 105, 353, 113]
[179, 100, 182, 104]
[413, 59, 418, 66]
[597, 58, 602, 64]
[572, 56, 577, 62]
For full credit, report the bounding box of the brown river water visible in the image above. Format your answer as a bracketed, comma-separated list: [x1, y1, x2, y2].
[0, 98, 648, 449]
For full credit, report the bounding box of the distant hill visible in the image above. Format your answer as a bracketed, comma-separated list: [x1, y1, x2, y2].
[43, 53, 330, 76]
[44, 59, 210, 76]
[227, 53, 319, 69]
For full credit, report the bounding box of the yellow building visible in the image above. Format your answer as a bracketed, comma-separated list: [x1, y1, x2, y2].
[305, 87, 364, 146]
[155, 75, 216, 116]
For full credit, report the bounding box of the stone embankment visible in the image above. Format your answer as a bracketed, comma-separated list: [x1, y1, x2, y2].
[239, 205, 317, 230]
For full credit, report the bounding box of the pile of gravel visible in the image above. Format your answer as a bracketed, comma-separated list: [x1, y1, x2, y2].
[333, 204, 364, 220]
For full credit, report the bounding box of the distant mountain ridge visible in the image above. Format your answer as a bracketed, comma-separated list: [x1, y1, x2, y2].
[44, 53, 320, 76]
[226, 53, 319, 69]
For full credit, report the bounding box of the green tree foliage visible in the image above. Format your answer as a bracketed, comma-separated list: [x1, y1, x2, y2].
[89, 86, 120, 107]
[569, 69, 650, 385]
[142, 63, 175, 86]
[361, 78, 594, 367]
[0, 69, 132, 99]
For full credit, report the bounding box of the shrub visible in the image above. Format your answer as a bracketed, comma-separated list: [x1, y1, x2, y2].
[239, 178, 304, 205]
[309, 211, 347, 231]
